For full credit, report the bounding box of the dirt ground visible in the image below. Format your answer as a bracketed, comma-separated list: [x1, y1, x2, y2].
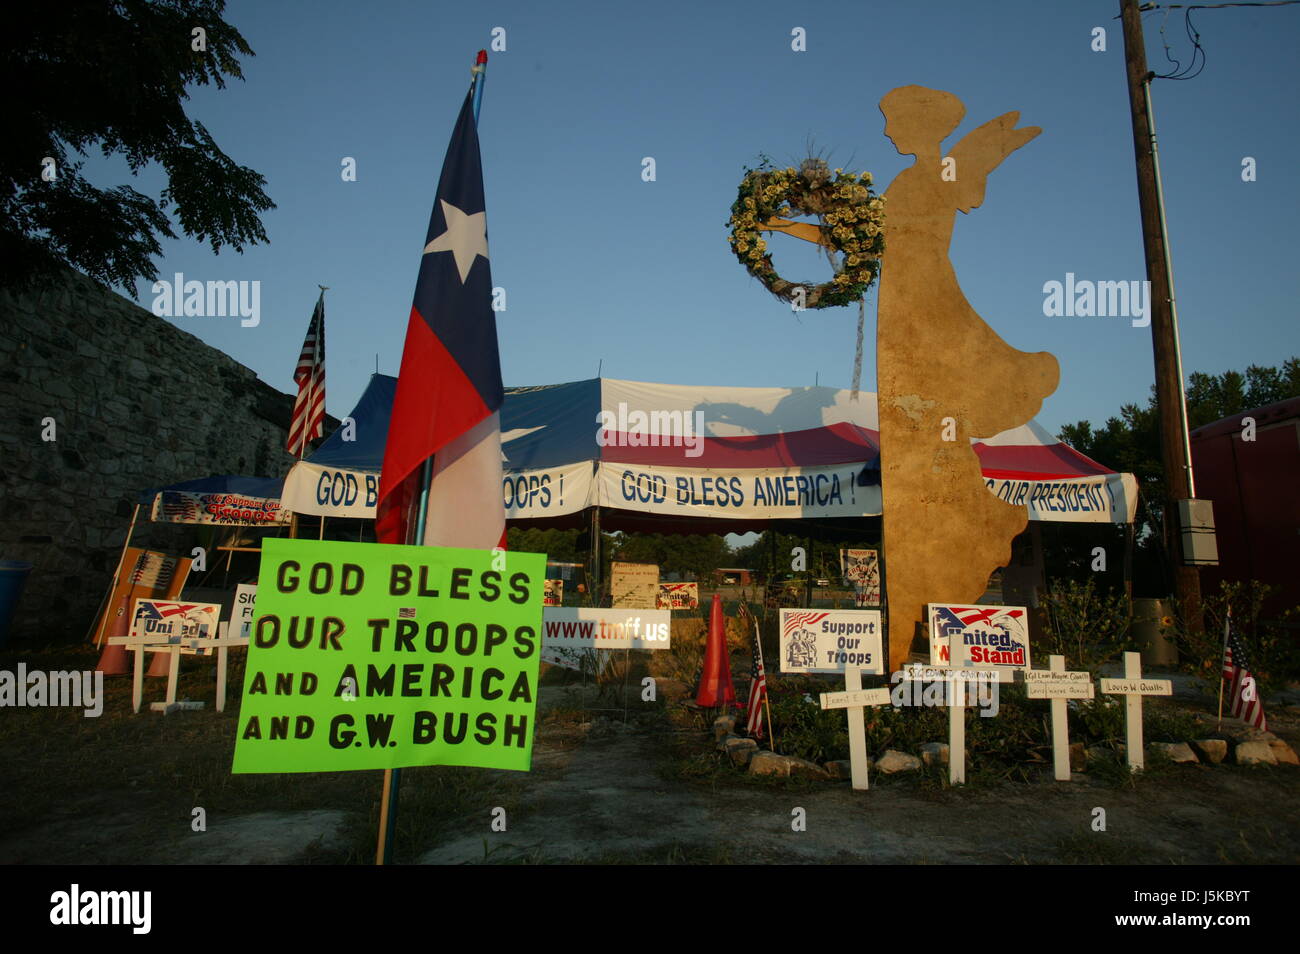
[1, 645, 1298, 865]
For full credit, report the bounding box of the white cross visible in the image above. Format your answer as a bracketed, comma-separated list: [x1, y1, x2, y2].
[1025, 654, 1095, 780]
[109, 621, 250, 714]
[1099, 651, 1173, 772]
[819, 666, 891, 790]
[901, 665, 1008, 785]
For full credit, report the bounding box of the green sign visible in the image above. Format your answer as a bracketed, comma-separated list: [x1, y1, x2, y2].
[231, 538, 545, 774]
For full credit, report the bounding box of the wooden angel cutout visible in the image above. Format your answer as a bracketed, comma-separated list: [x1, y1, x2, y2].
[875, 85, 1059, 672]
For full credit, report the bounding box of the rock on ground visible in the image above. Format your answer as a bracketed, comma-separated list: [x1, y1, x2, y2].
[747, 751, 829, 779]
[1191, 739, 1228, 764]
[1150, 742, 1198, 764]
[876, 750, 922, 774]
[1235, 741, 1278, 766]
[824, 758, 873, 780]
[713, 716, 737, 742]
[1269, 740, 1299, 765]
[724, 737, 758, 766]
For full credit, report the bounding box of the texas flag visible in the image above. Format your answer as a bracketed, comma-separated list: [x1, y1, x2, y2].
[376, 83, 506, 549]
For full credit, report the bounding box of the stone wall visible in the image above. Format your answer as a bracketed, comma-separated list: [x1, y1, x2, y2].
[0, 268, 313, 644]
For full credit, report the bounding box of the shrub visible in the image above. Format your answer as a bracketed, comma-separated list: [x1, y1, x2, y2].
[1039, 577, 1140, 676]
[1166, 580, 1299, 699]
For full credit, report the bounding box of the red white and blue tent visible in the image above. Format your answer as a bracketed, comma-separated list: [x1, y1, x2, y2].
[280, 374, 1137, 526]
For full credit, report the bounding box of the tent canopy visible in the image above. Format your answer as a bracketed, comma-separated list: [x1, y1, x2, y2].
[282, 374, 1138, 526]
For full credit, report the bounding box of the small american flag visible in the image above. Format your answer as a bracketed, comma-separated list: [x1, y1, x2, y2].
[398, 607, 417, 620]
[1223, 614, 1267, 730]
[740, 603, 767, 739]
[287, 290, 327, 457]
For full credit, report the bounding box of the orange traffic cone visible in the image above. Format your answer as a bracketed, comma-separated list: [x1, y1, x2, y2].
[94, 595, 131, 676]
[146, 646, 172, 677]
[695, 593, 736, 708]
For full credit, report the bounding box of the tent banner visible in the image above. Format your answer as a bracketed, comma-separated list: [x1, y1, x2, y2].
[282, 462, 381, 518]
[501, 462, 595, 519]
[151, 491, 289, 526]
[983, 473, 1137, 524]
[597, 462, 882, 520]
[282, 461, 594, 519]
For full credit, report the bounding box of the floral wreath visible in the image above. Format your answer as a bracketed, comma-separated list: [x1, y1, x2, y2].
[727, 158, 885, 309]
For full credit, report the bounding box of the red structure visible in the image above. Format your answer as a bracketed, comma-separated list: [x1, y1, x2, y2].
[1190, 397, 1300, 615]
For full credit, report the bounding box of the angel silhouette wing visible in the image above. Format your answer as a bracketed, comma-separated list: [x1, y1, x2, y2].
[759, 215, 830, 247]
[946, 111, 1041, 214]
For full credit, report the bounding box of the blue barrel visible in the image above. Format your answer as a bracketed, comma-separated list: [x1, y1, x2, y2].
[0, 562, 34, 647]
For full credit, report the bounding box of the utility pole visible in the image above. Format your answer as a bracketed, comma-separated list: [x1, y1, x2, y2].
[1119, 0, 1202, 628]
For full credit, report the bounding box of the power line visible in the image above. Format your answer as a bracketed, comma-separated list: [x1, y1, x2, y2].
[1146, 2, 1299, 8]
[1154, 7, 1207, 80]
[1130, 0, 1300, 81]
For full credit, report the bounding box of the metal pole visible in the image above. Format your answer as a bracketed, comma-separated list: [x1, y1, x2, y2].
[376, 51, 488, 866]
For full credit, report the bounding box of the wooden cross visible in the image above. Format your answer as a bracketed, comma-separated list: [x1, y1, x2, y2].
[899, 665, 1010, 785]
[109, 622, 250, 714]
[1024, 654, 1094, 780]
[1099, 651, 1172, 772]
[819, 666, 891, 790]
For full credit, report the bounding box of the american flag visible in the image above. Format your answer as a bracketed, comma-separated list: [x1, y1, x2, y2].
[953, 606, 1024, 627]
[782, 610, 830, 636]
[287, 290, 327, 457]
[1222, 614, 1267, 730]
[740, 603, 767, 739]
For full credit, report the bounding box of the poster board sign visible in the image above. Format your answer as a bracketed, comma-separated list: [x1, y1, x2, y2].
[1024, 669, 1094, 699]
[231, 539, 545, 775]
[610, 562, 659, 608]
[152, 491, 289, 526]
[233, 584, 258, 639]
[92, 548, 192, 647]
[657, 582, 699, 610]
[837, 548, 878, 587]
[853, 584, 879, 608]
[929, 603, 1031, 673]
[541, 607, 671, 651]
[130, 599, 222, 655]
[543, 579, 563, 606]
[779, 609, 884, 674]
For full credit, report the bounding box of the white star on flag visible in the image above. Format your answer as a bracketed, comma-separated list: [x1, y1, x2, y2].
[499, 425, 546, 461]
[423, 200, 489, 283]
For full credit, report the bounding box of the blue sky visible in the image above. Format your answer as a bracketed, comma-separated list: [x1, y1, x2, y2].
[102, 0, 1298, 438]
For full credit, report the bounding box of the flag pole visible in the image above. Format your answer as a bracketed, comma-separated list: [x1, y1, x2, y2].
[376, 50, 488, 867]
[296, 286, 327, 461]
[1216, 606, 1232, 727]
[755, 615, 777, 750]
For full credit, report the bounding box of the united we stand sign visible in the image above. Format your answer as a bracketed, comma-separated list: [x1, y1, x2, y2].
[928, 603, 1031, 674]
